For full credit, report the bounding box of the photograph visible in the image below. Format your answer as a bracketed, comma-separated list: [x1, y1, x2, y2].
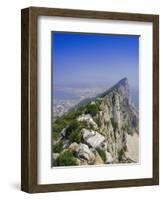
[52, 32, 139, 167]
[21, 7, 159, 192]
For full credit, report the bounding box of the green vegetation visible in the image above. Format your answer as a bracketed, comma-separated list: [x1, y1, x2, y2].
[65, 120, 88, 143]
[53, 106, 86, 140]
[85, 104, 99, 117]
[66, 120, 81, 138]
[63, 106, 85, 121]
[53, 141, 63, 153]
[118, 149, 124, 161]
[53, 100, 101, 141]
[96, 148, 106, 162]
[53, 118, 68, 140]
[69, 131, 82, 143]
[53, 98, 102, 141]
[64, 110, 80, 121]
[95, 100, 101, 109]
[56, 150, 78, 166]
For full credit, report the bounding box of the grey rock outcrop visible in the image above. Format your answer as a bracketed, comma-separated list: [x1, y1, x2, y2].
[53, 78, 139, 166]
[81, 128, 107, 150]
[77, 114, 98, 129]
[76, 143, 95, 164]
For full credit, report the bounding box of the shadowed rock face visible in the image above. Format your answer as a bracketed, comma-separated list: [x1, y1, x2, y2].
[53, 78, 139, 166]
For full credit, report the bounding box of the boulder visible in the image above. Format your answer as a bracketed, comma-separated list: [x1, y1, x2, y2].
[69, 142, 79, 151]
[81, 128, 107, 150]
[77, 143, 95, 164]
[105, 151, 113, 163]
[77, 114, 98, 129]
[52, 153, 60, 160]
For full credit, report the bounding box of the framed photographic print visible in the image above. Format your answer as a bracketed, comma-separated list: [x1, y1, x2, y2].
[21, 7, 159, 193]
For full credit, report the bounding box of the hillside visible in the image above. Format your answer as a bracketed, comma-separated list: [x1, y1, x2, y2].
[52, 78, 139, 166]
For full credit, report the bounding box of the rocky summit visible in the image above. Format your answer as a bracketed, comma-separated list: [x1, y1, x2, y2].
[52, 78, 139, 167]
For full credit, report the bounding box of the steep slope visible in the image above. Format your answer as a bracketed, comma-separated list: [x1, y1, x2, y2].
[52, 78, 139, 166]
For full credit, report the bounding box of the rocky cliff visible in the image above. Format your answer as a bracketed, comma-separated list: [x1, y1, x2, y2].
[52, 78, 139, 166]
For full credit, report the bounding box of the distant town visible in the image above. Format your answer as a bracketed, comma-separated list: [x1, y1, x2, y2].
[53, 85, 109, 120]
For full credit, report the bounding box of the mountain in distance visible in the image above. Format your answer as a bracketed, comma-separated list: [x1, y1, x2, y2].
[52, 78, 139, 167]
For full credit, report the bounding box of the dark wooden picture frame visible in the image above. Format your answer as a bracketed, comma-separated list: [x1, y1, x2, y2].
[21, 7, 159, 193]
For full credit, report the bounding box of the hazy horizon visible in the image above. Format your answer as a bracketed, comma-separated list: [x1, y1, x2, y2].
[52, 32, 139, 108]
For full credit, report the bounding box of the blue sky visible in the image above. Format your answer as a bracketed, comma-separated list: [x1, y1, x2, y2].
[52, 32, 139, 89]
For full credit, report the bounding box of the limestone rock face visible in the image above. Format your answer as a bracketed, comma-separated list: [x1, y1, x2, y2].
[76, 143, 95, 164]
[77, 114, 98, 129]
[52, 153, 59, 160]
[105, 151, 113, 163]
[81, 128, 107, 150]
[53, 78, 139, 166]
[96, 78, 139, 162]
[69, 142, 79, 151]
